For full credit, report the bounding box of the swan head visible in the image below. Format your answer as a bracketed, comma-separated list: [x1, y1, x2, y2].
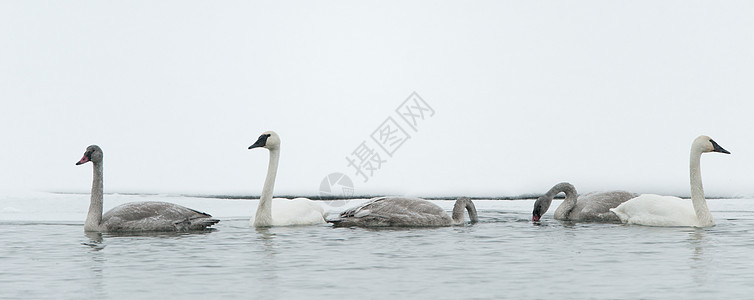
[76, 145, 103, 165]
[532, 182, 575, 221]
[532, 196, 551, 222]
[694, 135, 730, 154]
[248, 131, 280, 151]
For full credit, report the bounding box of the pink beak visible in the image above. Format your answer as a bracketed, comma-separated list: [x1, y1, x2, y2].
[76, 155, 90, 165]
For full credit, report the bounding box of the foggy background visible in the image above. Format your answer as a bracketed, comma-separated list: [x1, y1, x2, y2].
[1, 1, 751, 198]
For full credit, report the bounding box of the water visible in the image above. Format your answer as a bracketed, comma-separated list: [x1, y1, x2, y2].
[1, 192, 754, 299]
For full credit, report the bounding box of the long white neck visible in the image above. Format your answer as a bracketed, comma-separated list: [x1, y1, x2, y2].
[254, 148, 279, 227]
[84, 161, 104, 231]
[552, 183, 578, 220]
[690, 148, 714, 226]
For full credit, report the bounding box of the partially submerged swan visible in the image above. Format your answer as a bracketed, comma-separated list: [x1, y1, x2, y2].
[248, 131, 326, 227]
[532, 182, 638, 222]
[330, 197, 478, 227]
[76, 145, 219, 232]
[610, 135, 730, 227]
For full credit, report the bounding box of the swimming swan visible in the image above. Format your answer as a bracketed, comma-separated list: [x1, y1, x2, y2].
[248, 131, 326, 227]
[532, 182, 638, 222]
[330, 197, 478, 227]
[610, 135, 730, 227]
[76, 145, 219, 232]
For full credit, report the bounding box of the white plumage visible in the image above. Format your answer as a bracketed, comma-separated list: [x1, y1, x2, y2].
[610, 194, 700, 227]
[248, 131, 326, 227]
[610, 135, 730, 227]
[249, 198, 326, 226]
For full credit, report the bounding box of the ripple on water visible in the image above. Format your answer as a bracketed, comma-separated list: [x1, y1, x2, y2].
[1, 199, 754, 299]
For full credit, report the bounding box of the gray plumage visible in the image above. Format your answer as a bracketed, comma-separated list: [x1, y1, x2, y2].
[77, 145, 219, 232]
[330, 197, 478, 227]
[532, 182, 638, 222]
[570, 191, 639, 222]
[101, 201, 219, 232]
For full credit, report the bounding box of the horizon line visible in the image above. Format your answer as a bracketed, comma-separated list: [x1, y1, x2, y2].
[47, 191, 742, 201]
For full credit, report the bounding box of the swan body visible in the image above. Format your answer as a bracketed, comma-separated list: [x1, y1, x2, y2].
[610, 135, 730, 227]
[249, 198, 326, 226]
[77, 145, 219, 232]
[609, 194, 700, 226]
[248, 131, 326, 227]
[532, 182, 638, 222]
[330, 197, 478, 227]
[99, 201, 219, 231]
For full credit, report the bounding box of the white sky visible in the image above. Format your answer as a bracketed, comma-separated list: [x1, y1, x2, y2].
[1, 1, 752, 197]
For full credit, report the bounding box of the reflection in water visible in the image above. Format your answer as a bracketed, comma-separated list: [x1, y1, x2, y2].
[82, 231, 105, 251]
[103, 229, 216, 239]
[82, 231, 106, 298]
[687, 229, 709, 286]
[255, 227, 278, 255]
[255, 227, 280, 299]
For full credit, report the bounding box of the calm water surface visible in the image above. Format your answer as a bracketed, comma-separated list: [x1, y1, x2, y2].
[1, 193, 753, 299]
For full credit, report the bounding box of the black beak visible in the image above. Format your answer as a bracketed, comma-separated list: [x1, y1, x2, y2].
[248, 134, 269, 149]
[710, 139, 731, 154]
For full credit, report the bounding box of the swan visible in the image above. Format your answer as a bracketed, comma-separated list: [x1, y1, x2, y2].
[532, 182, 638, 222]
[76, 145, 219, 232]
[610, 135, 730, 227]
[329, 197, 478, 227]
[247, 131, 326, 227]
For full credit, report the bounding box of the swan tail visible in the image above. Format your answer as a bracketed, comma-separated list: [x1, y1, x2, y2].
[608, 207, 629, 223]
[192, 217, 220, 229]
[327, 215, 365, 227]
[174, 217, 220, 231]
[324, 211, 342, 223]
[186, 208, 213, 218]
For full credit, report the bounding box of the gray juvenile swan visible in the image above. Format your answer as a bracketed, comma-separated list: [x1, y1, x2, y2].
[76, 145, 219, 232]
[330, 197, 478, 227]
[532, 182, 638, 222]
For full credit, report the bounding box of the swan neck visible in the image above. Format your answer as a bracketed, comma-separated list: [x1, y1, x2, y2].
[452, 198, 478, 224]
[690, 149, 713, 226]
[85, 161, 104, 231]
[255, 148, 279, 227]
[551, 183, 577, 220]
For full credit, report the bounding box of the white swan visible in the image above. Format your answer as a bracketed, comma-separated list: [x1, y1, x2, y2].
[330, 197, 478, 227]
[532, 182, 638, 222]
[76, 145, 219, 232]
[610, 135, 730, 227]
[247, 131, 326, 227]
